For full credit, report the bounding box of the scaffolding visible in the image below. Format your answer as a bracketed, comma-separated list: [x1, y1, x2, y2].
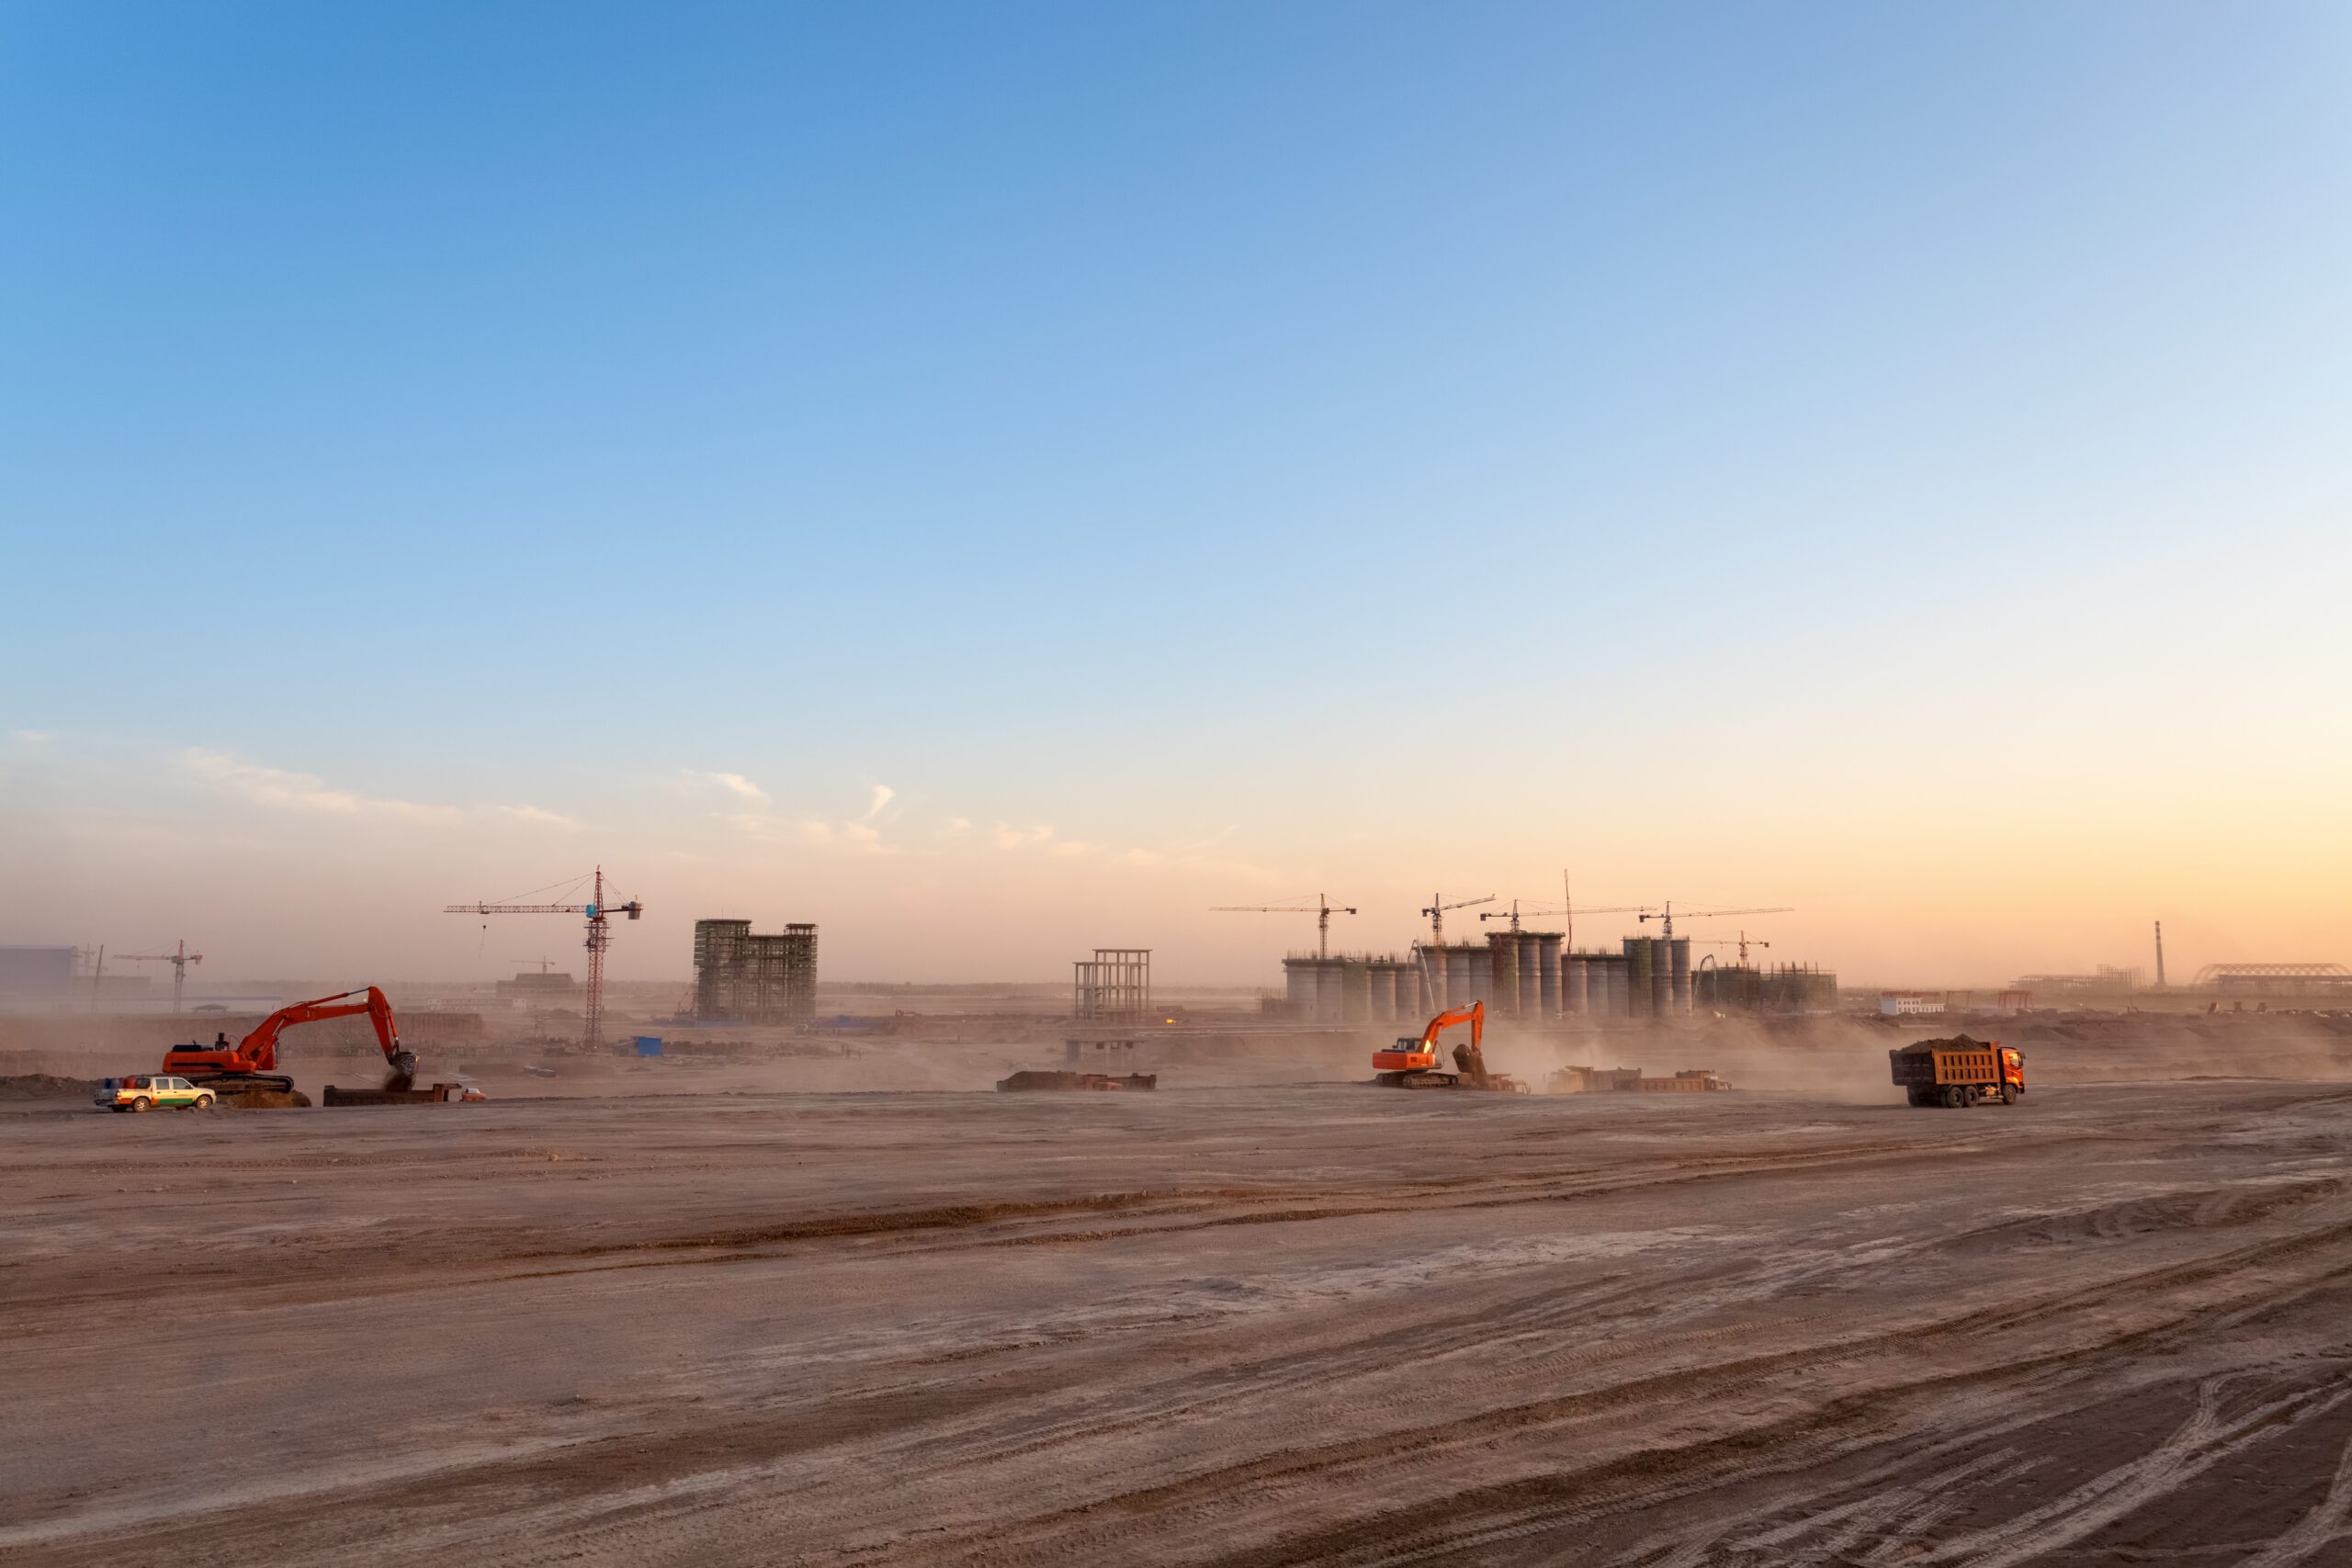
[1073, 949, 1151, 1022]
[694, 919, 819, 1024]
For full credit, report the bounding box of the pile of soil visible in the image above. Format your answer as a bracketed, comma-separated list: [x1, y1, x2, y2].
[0, 1073, 95, 1100]
[220, 1089, 312, 1110]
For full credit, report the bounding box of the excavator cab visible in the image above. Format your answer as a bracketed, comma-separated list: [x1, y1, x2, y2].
[1373, 1035, 1438, 1074]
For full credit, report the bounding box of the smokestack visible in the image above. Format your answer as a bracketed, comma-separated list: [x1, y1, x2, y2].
[2154, 920, 2166, 989]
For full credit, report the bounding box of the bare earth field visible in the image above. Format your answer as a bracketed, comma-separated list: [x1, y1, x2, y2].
[6, 1072, 2352, 1565]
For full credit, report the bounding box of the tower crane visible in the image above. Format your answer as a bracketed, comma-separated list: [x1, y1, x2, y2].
[1636, 902, 1793, 939]
[1421, 893, 1495, 946]
[1210, 895, 1356, 960]
[1481, 900, 1644, 933]
[445, 866, 643, 1050]
[119, 940, 204, 1013]
[1692, 931, 1772, 964]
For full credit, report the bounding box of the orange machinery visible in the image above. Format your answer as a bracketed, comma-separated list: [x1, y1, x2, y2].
[1890, 1037, 2025, 1108]
[163, 987, 420, 1098]
[1373, 1001, 1520, 1089]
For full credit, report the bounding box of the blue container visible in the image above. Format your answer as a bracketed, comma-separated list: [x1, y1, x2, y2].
[633, 1035, 663, 1057]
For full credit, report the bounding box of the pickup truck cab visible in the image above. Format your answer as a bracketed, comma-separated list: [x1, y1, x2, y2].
[96, 1075, 214, 1111]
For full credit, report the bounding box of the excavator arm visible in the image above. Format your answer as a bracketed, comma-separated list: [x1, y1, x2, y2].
[1421, 1004, 1483, 1055]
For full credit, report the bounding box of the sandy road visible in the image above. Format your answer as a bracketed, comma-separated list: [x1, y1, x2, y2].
[4, 1080, 2351, 1565]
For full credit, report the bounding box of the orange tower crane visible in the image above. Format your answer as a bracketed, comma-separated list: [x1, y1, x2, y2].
[446, 866, 643, 1050]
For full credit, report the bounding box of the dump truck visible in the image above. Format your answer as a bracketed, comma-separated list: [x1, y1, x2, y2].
[1373, 1002, 1529, 1091]
[1891, 1035, 2025, 1108]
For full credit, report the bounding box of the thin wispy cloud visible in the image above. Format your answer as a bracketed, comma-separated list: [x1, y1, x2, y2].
[179, 749, 578, 830]
[691, 770, 901, 855]
[982, 818, 1277, 884]
[684, 770, 770, 806]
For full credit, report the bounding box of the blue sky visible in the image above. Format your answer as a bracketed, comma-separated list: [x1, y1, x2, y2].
[4, 2, 2348, 985]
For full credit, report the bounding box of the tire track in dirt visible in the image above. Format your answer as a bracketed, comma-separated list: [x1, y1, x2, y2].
[822, 1230, 2352, 1567]
[890, 1178, 2352, 1481]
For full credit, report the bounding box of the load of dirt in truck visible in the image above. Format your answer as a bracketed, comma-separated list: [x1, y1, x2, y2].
[1892, 1035, 2025, 1108]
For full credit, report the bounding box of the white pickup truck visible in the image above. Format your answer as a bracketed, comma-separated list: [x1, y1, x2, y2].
[95, 1074, 214, 1111]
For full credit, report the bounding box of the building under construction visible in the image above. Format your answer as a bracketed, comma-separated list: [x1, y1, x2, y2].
[1281, 931, 1836, 1024]
[1073, 949, 1152, 1022]
[693, 919, 818, 1024]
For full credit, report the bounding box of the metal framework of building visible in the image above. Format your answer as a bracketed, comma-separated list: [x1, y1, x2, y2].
[693, 919, 820, 1024]
[2193, 963, 2352, 998]
[1074, 949, 1151, 1022]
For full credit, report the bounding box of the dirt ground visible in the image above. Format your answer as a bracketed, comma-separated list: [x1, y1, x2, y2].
[6, 1064, 2352, 1565]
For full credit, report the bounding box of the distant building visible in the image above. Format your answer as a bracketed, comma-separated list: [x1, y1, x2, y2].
[1880, 991, 1942, 1016]
[0, 946, 76, 1008]
[2195, 964, 2352, 999]
[2013, 967, 2143, 994]
[1679, 960, 1842, 1015]
[693, 919, 818, 1024]
[495, 969, 582, 1009]
[1074, 949, 1152, 1022]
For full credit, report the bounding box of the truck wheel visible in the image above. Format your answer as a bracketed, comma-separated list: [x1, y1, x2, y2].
[1943, 1086, 1967, 1109]
[130, 1097, 152, 1112]
[2001, 1084, 2018, 1105]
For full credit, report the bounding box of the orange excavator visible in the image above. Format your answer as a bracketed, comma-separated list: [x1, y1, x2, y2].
[163, 987, 419, 1102]
[1372, 1001, 1525, 1090]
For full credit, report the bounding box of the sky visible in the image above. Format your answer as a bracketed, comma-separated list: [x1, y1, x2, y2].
[3, 1, 2348, 989]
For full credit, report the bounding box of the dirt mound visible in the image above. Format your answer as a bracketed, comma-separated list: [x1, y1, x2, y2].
[220, 1089, 312, 1110]
[0, 1073, 95, 1100]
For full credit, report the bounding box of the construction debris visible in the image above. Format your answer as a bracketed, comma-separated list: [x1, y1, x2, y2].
[322, 1083, 486, 1107]
[1547, 1066, 1731, 1094]
[996, 1070, 1156, 1092]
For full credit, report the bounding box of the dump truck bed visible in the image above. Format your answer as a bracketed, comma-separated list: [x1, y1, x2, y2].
[1889, 1041, 2006, 1089]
